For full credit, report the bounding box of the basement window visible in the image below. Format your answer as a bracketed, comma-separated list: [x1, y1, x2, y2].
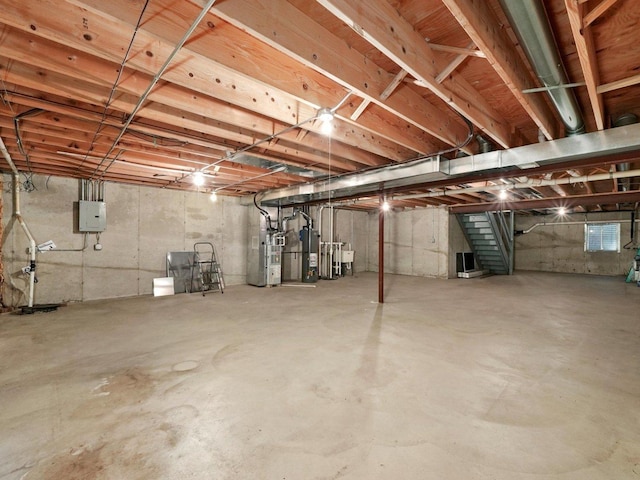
[584, 223, 620, 253]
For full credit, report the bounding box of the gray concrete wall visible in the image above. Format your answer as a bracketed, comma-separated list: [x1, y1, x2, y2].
[2, 174, 247, 306]
[448, 214, 472, 278]
[515, 212, 638, 276]
[367, 206, 452, 279]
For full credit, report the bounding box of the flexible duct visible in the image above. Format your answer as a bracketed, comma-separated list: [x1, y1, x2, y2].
[476, 135, 493, 154]
[499, 0, 585, 135]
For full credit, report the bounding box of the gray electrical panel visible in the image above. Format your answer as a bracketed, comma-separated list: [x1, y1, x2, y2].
[79, 200, 107, 232]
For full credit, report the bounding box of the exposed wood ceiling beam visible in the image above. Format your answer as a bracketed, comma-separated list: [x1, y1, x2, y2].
[426, 42, 485, 58]
[208, 0, 474, 153]
[442, 0, 559, 140]
[351, 69, 408, 121]
[583, 0, 621, 28]
[0, 81, 358, 175]
[597, 73, 640, 94]
[380, 70, 409, 101]
[0, 58, 373, 172]
[435, 42, 475, 85]
[0, 1, 422, 163]
[350, 99, 370, 121]
[450, 190, 640, 213]
[315, 0, 519, 148]
[565, 0, 605, 130]
[67, 0, 443, 157]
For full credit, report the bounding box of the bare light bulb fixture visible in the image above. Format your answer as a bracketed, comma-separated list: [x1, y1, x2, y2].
[558, 207, 567, 216]
[317, 107, 334, 135]
[193, 171, 205, 187]
[209, 191, 218, 202]
[382, 201, 391, 212]
[498, 189, 508, 200]
[317, 107, 334, 122]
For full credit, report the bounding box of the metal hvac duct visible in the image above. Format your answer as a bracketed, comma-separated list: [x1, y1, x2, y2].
[499, 0, 585, 135]
[612, 113, 639, 192]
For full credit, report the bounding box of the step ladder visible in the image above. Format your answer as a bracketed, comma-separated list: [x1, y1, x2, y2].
[191, 242, 225, 295]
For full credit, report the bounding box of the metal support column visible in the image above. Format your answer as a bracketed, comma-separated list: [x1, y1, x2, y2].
[378, 195, 385, 303]
[509, 210, 515, 275]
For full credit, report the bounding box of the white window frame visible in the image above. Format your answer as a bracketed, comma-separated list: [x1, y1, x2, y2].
[584, 223, 620, 253]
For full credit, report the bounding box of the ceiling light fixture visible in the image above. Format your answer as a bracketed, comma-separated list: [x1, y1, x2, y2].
[499, 189, 508, 200]
[209, 191, 218, 202]
[320, 120, 333, 135]
[558, 207, 567, 216]
[318, 107, 334, 136]
[193, 171, 205, 187]
[382, 201, 391, 212]
[317, 107, 334, 123]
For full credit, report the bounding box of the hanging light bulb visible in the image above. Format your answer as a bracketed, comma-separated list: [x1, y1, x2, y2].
[317, 107, 334, 136]
[317, 107, 334, 122]
[498, 189, 508, 200]
[209, 191, 218, 202]
[193, 171, 205, 187]
[558, 207, 566, 216]
[320, 120, 333, 135]
[382, 201, 390, 211]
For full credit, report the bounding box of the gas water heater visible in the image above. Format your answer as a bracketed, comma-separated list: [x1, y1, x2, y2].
[300, 225, 319, 283]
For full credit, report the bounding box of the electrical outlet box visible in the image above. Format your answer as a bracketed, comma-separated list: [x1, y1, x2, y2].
[79, 201, 106, 232]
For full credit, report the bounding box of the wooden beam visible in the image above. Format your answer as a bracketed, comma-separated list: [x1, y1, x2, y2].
[350, 98, 370, 121]
[450, 190, 640, 213]
[211, 0, 472, 150]
[565, 0, 605, 130]
[442, 0, 559, 140]
[380, 70, 409, 101]
[67, 0, 446, 157]
[597, 73, 640, 94]
[583, 0, 621, 28]
[352, 69, 408, 121]
[426, 43, 486, 58]
[435, 42, 475, 84]
[0, 1, 426, 161]
[315, 0, 517, 148]
[0, 47, 386, 171]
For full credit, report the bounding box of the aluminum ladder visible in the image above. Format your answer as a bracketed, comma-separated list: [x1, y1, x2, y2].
[191, 242, 225, 295]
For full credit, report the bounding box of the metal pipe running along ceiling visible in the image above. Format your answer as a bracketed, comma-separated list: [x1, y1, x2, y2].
[499, 0, 585, 135]
[253, 122, 640, 207]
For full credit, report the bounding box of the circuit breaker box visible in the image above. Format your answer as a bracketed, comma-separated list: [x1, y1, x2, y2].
[78, 200, 107, 232]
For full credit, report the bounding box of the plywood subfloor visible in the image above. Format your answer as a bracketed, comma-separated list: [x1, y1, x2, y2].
[1, 272, 639, 479]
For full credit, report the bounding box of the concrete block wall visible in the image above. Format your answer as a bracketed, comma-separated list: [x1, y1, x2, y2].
[2, 174, 248, 306]
[367, 206, 457, 279]
[515, 212, 638, 276]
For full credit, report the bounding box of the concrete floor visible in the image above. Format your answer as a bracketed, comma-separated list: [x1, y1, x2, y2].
[1, 272, 639, 479]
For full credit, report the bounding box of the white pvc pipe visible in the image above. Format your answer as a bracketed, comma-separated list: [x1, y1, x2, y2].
[522, 218, 640, 234]
[0, 137, 37, 307]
